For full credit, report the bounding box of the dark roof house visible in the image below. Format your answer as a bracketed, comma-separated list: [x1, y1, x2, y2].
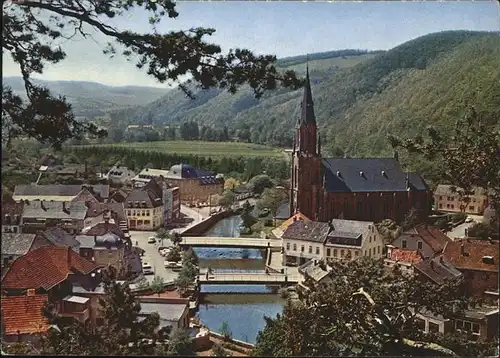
[414, 256, 463, 285]
[39, 227, 80, 252]
[22, 201, 88, 221]
[282, 220, 330, 243]
[1, 233, 38, 258]
[399, 224, 452, 254]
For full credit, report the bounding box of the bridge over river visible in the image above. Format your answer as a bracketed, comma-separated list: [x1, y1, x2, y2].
[198, 272, 298, 285]
[179, 237, 282, 249]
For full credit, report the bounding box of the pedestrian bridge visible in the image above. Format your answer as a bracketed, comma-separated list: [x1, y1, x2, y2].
[198, 272, 298, 285]
[179, 237, 281, 249]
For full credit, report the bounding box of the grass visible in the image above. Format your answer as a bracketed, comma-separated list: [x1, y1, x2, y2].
[84, 140, 284, 159]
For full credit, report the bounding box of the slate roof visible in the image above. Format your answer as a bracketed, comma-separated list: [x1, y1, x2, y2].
[71, 188, 100, 205]
[1, 294, 50, 335]
[443, 239, 499, 272]
[1, 246, 99, 290]
[84, 184, 109, 200]
[387, 248, 423, 265]
[108, 189, 129, 203]
[298, 260, 331, 283]
[14, 184, 82, 197]
[40, 227, 80, 250]
[414, 256, 463, 285]
[282, 220, 330, 243]
[400, 224, 451, 254]
[275, 201, 291, 220]
[1, 233, 37, 256]
[2, 201, 24, 217]
[167, 164, 222, 185]
[139, 302, 187, 322]
[76, 232, 124, 250]
[84, 222, 125, 239]
[124, 188, 162, 209]
[298, 66, 316, 126]
[22, 201, 88, 220]
[321, 158, 428, 193]
[85, 202, 127, 223]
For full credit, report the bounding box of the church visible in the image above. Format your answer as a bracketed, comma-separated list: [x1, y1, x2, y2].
[290, 66, 430, 223]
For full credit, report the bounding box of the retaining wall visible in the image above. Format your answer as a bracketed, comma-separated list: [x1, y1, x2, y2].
[209, 331, 255, 349]
[182, 210, 235, 236]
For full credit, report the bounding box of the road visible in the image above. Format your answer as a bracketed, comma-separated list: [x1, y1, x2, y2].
[446, 215, 483, 240]
[129, 205, 205, 283]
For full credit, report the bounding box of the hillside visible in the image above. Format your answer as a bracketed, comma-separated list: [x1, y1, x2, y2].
[2, 77, 169, 118]
[107, 31, 500, 159]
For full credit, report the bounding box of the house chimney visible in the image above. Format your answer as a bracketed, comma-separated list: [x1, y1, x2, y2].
[62, 202, 70, 214]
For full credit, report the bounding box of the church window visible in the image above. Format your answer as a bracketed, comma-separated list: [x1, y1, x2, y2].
[343, 199, 348, 215]
[383, 201, 389, 214]
[357, 201, 362, 216]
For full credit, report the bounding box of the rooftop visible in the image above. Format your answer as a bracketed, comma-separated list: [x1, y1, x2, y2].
[14, 184, 82, 198]
[139, 302, 188, 322]
[413, 256, 463, 285]
[0, 294, 50, 335]
[40, 227, 80, 249]
[434, 184, 488, 197]
[1, 233, 37, 256]
[322, 158, 428, 193]
[387, 247, 424, 265]
[443, 239, 499, 273]
[401, 224, 451, 254]
[282, 220, 330, 243]
[22, 200, 88, 220]
[1, 246, 100, 290]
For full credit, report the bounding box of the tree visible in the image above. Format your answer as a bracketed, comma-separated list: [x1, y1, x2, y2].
[389, 106, 500, 216]
[253, 258, 468, 357]
[171, 232, 183, 246]
[2, 0, 302, 149]
[156, 228, 170, 246]
[240, 200, 257, 231]
[166, 246, 182, 262]
[224, 178, 241, 191]
[401, 207, 423, 230]
[257, 188, 287, 225]
[248, 174, 274, 195]
[165, 328, 195, 356]
[40, 266, 170, 355]
[466, 222, 495, 240]
[211, 343, 233, 357]
[183, 247, 199, 267]
[150, 275, 165, 295]
[218, 190, 236, 210]
[376, 219, 403, 244]
[219, 320, 232, 342]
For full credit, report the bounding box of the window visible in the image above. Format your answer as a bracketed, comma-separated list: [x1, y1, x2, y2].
[469, 206, 474, 211]
[13, 227, 17, 233]
[356, 201, 362, 216]
[417, 241, 423, 250]
[402, 240, 407, 249]
[144, 220, 150, 225]
[451, 205, 454, 209]
[428, 322, 440, 333]
[308, 246, 312, 254]
[301, 245, 305, 252]
[369, 236, 372, 243]
[364, 250, 367, 256]
[340, 250, 345, 257]
[439, 204, 443, 209]
[416, 318, 426, 331]
[439, 196, 443, 200]
[293, 244, 297, 251]
[286, 243, 290, 251]
[333, 249, 338, 257]
[316, 247, 320, 255]
[377, 246, 381, 254]
[327, 248, 331, 257]
[355, 251, 359, 257]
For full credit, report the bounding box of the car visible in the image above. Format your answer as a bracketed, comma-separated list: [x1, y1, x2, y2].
[465, 217, 474, 223]
[147, 237, 156, 244]
[164, 261, 178, 269]
[142, 264, 154, 275]
[160, 248, 171, 257]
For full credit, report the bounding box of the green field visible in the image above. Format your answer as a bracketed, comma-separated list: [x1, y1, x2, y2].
[86, 140, 285, 159]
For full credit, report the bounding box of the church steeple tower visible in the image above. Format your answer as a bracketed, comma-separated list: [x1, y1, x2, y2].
[296, 61, 318, 156]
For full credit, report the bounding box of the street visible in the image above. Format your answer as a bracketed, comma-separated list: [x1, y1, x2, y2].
[129, 205, 206, 283]
[446, 215, 483, 240]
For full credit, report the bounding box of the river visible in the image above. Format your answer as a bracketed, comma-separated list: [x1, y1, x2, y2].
[194, 215, 285, 344]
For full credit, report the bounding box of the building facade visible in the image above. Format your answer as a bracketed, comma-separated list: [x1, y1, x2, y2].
[290, 66, 430, 223]
[21, 200, 88, 234]
[434, 185, 489, 215]
[391, 224, 451, 259]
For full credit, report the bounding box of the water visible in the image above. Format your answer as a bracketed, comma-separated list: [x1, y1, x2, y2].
[194, 215, 285, 344]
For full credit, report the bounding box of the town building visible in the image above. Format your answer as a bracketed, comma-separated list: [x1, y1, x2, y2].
[290, 66, 430, 223]
[83, 202, 129, 235]
[442, 239, 498, 299]
[390, 224, 451, 259]
[133, 165, 224, 205]
[21, 200, 88, 234]
[13, 184, 109, 202]
[1, 233, 52, 267]
[2, 200, 23, 233]
[413, 255, 463, 285]
[297, 259, 332, 289]
[272, 212, 311, 239]
[106, 164, 136, 186]
[434, 185, 489, 215]
[138, 302, 190, 330]
[1, 246, 101, 329]
[384, 246, 424, 275]
[123, 178, 180, 230]
[282, 218, 384, 266]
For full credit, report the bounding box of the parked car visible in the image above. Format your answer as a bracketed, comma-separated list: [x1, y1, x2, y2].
[172, 263, 183, 272]
[164, 261, 179, 269]
[161, 249, 171, 257]
[142, 263, 154, 275]
[465, 217, 474, 223]
[147, 237, 156, 244]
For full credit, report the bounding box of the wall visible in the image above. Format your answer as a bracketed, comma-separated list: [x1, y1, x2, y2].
[462, 269, 498, 299]
[434, 193, 488, 215]
[209, 331, 255, 349]
[392, 234, 435, 259]
[283, 238, 324, 266]
[182, 210, 234, 236]
[94, 247, 124, 272]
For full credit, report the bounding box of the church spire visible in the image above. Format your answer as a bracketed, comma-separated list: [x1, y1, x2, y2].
[299, 57, 316, 126]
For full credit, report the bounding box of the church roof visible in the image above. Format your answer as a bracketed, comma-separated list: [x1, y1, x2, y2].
[298, 65, 316, 126]
[321, 158, 428, 193]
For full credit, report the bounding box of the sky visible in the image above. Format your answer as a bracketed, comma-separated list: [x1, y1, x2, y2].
[2, 1, 499, 88]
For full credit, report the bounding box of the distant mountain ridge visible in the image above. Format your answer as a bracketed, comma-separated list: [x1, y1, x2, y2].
[105, 30, 499, 163]
[2, 77, 169, 118]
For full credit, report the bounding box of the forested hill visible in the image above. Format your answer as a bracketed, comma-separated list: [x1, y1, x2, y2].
[3, 77, 169, 118]
[107, 31, 500, 157]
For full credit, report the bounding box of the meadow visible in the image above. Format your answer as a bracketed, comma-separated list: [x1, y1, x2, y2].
[84, 140, 285, 159]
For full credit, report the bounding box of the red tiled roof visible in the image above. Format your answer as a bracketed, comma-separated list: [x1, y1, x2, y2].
[389, 248, 423, 264]
[1, 246, 99, 290]
[1, 294, 50, 335]
[443, 239, 499, 272]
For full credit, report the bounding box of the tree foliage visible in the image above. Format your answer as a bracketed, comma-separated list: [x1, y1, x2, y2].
[257, 188, 287, 222]
[218, 190, 235, 209]
[248, 174, 274, 195]
[166, 245, 182, 262]
[164, 328, 195, 356]
[240, 200, 257, 231]
[219, 320, 232, 342]
[389, 106, 500, 215]
[182, 247, 199, 267]
[150, 275, 165, 294]
[211, 343, 233, 357]
[2, 0, 302, 149]
[40, 266, 170, 355]
[253, 258, 468, 357]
